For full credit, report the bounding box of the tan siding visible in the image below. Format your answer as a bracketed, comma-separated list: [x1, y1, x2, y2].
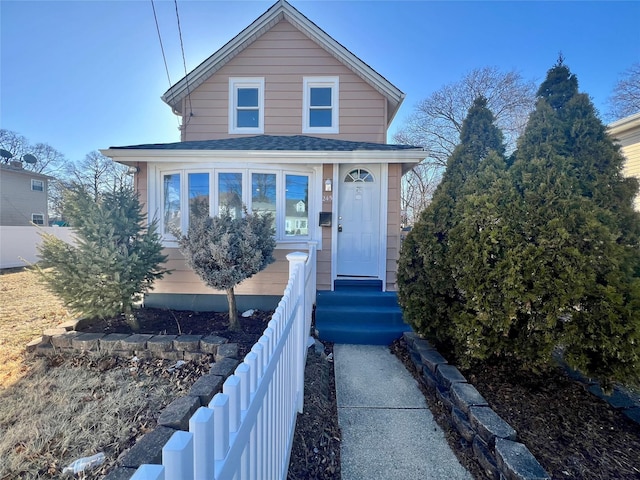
[152, 248, 293, 296]
[182, 19, 387, 143]
[620, 143, 640, 210]
[317, 163, 334, 290]
[386, 164, 402, 291]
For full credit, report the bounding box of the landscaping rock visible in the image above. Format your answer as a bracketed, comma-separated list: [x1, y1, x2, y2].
[99, 333, 132, 352]
[418, 348, 448, 374]
[144, 335, 176, 352]
[50, 331, 82, 348]
[469, 406, 517, 447]
[472, 435, 500, 480]
[451, 382, 488, 414]
[121, 334, 154, 352]
[451, 406, 475, 443]
[216, 343, 239, 361]
[71, 333, 104, 351]
[200, 335, 228, 354]
[103, 466, 137, 480]
[210, 357, 240, 377]
[158, 396, 201, 431]
[495, 438, 550, 480]
[120, 426, 175, 468]
[42, 327, 68, 338]
[173, 335, 202, 352]
[26, 336, 45, 353]
[436, 364, 467, 388]
[189, 374, 224, 405]
[420, 365, 437, 391]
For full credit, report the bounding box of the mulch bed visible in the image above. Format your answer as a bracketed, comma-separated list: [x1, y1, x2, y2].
[391, 338, 640, 480]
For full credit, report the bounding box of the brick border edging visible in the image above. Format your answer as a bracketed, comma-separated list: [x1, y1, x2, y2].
[25, 319, 242, 480]
[401, 332, 550, 480]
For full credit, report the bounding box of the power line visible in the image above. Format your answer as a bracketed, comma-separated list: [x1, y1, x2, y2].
[174, 0, 193, 123]
[150, 0, 172, 89]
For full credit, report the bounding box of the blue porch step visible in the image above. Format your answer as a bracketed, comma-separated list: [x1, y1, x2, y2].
[315, 281, 411, 345]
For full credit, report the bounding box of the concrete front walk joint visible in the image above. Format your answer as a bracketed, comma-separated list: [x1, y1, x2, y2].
[334, 344, 472, 480]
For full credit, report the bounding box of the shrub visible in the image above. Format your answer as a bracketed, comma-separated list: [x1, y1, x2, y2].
[36, 187, 169, 331]
[173, 208, 275, 331]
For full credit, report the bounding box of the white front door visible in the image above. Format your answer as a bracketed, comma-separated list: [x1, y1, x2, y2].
[336, 164, 381, 277]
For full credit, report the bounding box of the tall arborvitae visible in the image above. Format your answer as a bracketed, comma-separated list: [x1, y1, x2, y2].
[496, 60, 640, 382]
[397, 97, 506, 351]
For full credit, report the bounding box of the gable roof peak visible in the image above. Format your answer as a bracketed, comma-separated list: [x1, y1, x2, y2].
[162, 0, 405, 126]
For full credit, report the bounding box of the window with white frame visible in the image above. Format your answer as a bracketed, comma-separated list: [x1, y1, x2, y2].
[303, 77, 339, 134]
[229, 77, 265, 134]
[31, 179, 44, 191]
[32, 213, 45, 225]
[160, 168, 313, 243]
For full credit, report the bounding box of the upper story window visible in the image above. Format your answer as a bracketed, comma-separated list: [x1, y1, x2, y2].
[31, 179, 44, 191]
[229, 77, 264, 134]
[303, 77, 339, 134]
[32, 213, 45, 225]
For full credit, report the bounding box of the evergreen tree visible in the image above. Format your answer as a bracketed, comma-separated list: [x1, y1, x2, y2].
[490, 60, 640, 382]
[397, 97, 506, 350]
[36, 188, 169, 331]
[174, 208, 275, 331]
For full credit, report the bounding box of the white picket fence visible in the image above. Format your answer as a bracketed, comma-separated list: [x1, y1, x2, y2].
[131, 242, 317, 480]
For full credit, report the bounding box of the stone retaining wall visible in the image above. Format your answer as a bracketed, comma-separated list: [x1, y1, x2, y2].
[27, 319, 241, 480]
[27, 320, 238, 362]
[402, 332, 551, 480]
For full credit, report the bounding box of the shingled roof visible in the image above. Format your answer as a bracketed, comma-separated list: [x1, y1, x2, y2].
[109, 135, 422, 152]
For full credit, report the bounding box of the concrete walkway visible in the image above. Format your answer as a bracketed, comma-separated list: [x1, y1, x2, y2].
[334, 344, 473, 480]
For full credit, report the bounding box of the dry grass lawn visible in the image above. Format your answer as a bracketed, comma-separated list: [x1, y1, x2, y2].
[0, 267, 75, 388]
[0, 268, 196, 479]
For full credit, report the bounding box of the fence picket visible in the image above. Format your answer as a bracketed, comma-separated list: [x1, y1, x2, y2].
[162, 431, 194, 480]
[189, 407, 215, 480]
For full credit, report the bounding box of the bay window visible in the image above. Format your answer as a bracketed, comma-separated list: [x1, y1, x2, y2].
[160, 167, 315, 244]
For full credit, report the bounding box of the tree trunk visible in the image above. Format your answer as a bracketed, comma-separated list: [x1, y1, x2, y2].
[226, 287, 241, 332]
[124, 304, 141, 332]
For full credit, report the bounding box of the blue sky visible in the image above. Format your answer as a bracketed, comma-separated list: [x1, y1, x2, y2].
[1, 1, 639, 163]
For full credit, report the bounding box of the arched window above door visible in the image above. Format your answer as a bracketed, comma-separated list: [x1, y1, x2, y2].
[344, 168, 374, 183]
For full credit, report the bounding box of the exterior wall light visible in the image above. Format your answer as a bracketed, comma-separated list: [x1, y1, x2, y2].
[324, 178, 332, 192]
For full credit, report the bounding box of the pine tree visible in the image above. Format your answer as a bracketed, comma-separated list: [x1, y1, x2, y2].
[397, 97, 506, 351]
[174, 209, 275, 331]
[493, 60, 640, 382]
[36, 188, 169, 331]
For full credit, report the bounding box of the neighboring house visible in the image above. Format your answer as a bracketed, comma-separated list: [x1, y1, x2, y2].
[102, 0, 425, 311]
[609, 112, 640, 211]
[0, 162, 49, 226]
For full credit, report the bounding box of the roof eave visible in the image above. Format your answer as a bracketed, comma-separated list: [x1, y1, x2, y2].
[608, 112, 640, 137]
[100, 148, 425, 165]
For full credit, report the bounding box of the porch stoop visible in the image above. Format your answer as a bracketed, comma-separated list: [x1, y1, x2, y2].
[315, 280, 411, 345]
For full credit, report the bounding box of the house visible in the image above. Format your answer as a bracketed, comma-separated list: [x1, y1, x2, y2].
[102, 0, 425, 329]
[0, 162, 50, 226]
[609, 112, 640, 211]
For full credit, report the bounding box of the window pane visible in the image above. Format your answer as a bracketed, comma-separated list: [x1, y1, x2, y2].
[237, 109, 259, 128]
[32, 214, 44, 225]
[188, 173, 209, 225]
[252, 173, 276, 228]
[310, 109, 332, 127]
[310, 87, 332, 106]
[31, 180, 44, 191]
[163, 173, 181, 234]
[237, 88, 258, 107]
[219, 172, 243, 219]
[285, 174, 309, 237]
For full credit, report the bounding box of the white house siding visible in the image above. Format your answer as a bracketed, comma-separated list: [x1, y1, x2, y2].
[180, 19, 387, 144]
